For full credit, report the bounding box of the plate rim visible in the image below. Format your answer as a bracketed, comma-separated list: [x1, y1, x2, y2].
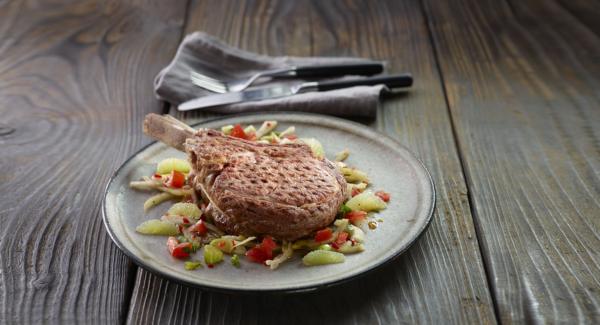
[102, 111, 436, 294]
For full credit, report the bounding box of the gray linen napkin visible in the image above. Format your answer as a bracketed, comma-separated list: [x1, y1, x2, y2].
[154, 32, 386, 118]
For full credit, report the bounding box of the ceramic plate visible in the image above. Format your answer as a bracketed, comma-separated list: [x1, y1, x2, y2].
[102, 113, 435, 293]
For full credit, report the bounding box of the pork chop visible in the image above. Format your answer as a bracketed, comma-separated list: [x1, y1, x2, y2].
[143, 114, 347, 241]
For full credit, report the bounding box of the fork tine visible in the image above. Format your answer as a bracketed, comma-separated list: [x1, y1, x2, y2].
[190, 71, 225, 86]
[190, 77, 227, 93]
[192, 80, 227, 93]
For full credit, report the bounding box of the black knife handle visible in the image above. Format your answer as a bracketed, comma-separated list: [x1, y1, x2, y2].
[316, 74, 413, 91]
[293, 63, 384, 78]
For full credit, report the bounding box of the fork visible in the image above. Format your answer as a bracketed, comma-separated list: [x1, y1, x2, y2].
[190, 62, 384, 93]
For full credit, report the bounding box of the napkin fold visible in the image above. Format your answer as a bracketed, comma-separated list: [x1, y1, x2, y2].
[154, 32, 386, 118]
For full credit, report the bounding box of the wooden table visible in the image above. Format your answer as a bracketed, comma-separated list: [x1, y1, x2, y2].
[1, 0, 598, 323]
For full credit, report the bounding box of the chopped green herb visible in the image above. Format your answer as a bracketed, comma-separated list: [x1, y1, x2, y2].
[191, 241, 201, 252]
[338, 204, 352, 216]
[231, 254, 240, 267]
[184, 261, 203, 270]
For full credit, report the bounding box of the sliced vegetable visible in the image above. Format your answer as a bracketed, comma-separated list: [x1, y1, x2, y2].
[331, 219, 349, 244]
[230, 124, 247, 139]
[291, 239, 320, 250]
[302, 250, 345, 266]
[266, 241, 293, 270]
[167, 170, 185, 188]
[245, 236, 277, 264]
[184, 260, 203, 270]
[203, 244, 224, 266]
[345, 191, 387, 212]
[375, 191, 391, 202]
[278, 126, 295, 138]
[136, 219, 179, 236]
[314, 228, 333, 242]
[341, 167, 369, 183]
[143, 192, 176, 211]
[232, 236, 256, 249]
[156, 158, 190, 175]
[317, 244, 332, 251]
[279, 138, 295, 145]
[231, 254, 241, 267]
[347, 224, 365, 243]
[337, 242, 365, 254]
[246, 247, 270, 264]
[161, 214, 192, 225]
[221, 125, 234, 135]
[261, 132, 280, 143]
[347, 182, 368, 195]
[335, 149, 350, 162]
[333, 232, 349, 247]
[255, 121, 277, 138]
[167, 202, 201, 219]
[351, 187, 362, 197]
[243, 125, 256, 134]
[188, 220, 208, 236]
[300, 138, 325, 159]
[167, 237, 192, 259]
[345, 211, 367, 225]
[210, 237, 235, 254]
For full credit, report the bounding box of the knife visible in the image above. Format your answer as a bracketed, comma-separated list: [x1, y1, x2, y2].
[178, 74, 413, 111]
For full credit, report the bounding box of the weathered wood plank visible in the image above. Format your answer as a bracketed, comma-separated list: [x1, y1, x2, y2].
[422, 0, 600, 322]
[127, 0, 497, 324]
[0, 0, 189, 323]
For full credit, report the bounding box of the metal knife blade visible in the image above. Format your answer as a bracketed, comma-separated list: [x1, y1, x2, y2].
[178, 84, 298, 111]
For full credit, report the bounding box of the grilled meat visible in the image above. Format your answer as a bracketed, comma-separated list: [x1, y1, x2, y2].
[143, 114, 347, 241]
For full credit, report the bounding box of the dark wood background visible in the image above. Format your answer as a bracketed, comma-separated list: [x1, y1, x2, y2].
[0, 0, 598, 324]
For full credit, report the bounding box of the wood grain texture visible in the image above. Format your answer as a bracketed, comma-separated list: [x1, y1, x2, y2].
[422, 0, 600, 322]
[128, 0, 497, 324]
[0, 0, 188, 323]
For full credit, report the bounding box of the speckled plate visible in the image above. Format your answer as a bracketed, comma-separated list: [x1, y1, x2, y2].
[102, 113, 434, 293]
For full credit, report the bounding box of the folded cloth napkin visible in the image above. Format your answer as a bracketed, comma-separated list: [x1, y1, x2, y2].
[154, 32, 386, 118]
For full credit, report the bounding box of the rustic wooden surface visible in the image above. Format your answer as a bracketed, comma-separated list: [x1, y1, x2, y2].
[1, 0, 599, 324]
[0, 0, 188, 323]
[422, 0, 600, 323]
[126, 0, 496, 324]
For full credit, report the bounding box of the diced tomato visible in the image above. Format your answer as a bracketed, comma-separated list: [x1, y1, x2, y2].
[153, 173, 163, 180]
[189, 220, 207, 235]
[182, 217, 190, 224]
[261, 236, 277, 256]
[246, 247, 270, 264]
[168, 170, 185, 188]
[284, 134, 298, 140]
[246, 132, 257, 141]
[334, 232, 349, 247]
[167, 237, 191, 259]
[345, 211, 367, 225]
[375, 191, 391, 202]
[230, 124, 247, 139]
[315, 228, 333, 242]
[351, 188, 362, 197]
[245, 236, 277, 264]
